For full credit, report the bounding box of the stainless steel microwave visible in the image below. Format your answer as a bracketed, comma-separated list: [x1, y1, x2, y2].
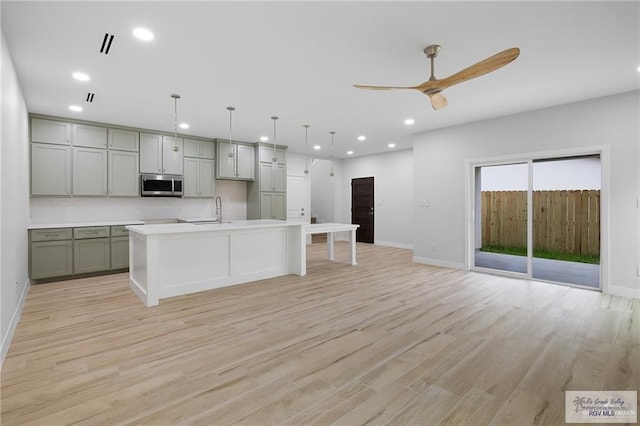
[140, 174, 183, 197]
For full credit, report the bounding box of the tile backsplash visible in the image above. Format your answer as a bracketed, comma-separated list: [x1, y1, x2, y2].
[30, 180, 247, 224]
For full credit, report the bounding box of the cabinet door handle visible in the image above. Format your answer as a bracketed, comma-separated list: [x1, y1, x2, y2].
[44, 233, 59, 237]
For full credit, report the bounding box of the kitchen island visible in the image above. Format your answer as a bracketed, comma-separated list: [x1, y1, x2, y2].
[127, 220, 305, 307]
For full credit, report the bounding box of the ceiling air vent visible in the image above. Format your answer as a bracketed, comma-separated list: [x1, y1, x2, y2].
[99, 33, 115, 54]
[86, 93, 95, 103]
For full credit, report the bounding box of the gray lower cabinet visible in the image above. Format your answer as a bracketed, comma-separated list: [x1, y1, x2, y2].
[30, 240, 73, 279]
[260, 192, 286, 220]
[29, 225, 131, 280]
[110, 236, 129, 269]
[73, 226, 111, 274]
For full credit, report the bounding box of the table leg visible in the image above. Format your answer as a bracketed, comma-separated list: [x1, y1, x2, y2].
[349, 229, 357, 265]
[327, 232, 335, 260]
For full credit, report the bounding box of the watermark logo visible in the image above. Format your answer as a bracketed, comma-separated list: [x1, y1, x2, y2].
[566, 391, 637, 423]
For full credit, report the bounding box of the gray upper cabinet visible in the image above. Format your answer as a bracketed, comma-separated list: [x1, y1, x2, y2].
[184, 157, 214, 198]
[72, 123, 108, 149]
[259, 145, 286, 164]
[216, 140, 254, 180]
[73, 147, 108, 196]
[31, 143, 72, 196]
[108, 128, 139, 152]
[162, 136, 184, 175]
[140, 133, 163, 174]
[31, 118, 70, 145]
[140, 133, 183, 175]
[184, 138, 214, 159]
[108, 150, 139, 196]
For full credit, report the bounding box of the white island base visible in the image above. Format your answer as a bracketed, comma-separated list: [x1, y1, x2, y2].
[127, 220, 305, 307]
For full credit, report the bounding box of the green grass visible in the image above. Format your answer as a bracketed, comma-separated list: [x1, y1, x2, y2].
[480, 245, 600, 264]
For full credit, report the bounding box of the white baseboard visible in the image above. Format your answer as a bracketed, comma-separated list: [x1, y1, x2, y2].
[1, 279, 30, 368]
[375, 240, 413, 250]
[412, 256, 466, 270]
[607, 284, 640, 299]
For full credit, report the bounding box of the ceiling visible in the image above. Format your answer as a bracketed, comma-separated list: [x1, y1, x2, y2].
[2, 1, 639, 159]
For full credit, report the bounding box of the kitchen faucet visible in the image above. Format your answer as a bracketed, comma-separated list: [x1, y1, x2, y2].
[215, 196, 222, 222]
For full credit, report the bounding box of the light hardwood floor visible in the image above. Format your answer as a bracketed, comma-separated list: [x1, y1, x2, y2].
[1, 243, 638, 425]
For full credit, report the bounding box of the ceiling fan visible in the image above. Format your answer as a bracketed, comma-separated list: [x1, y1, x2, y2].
[353, 45, 520, 110]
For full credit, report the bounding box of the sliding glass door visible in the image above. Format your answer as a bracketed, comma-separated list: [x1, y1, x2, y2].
[474, 163, 529, 275]
[472, 155, 601, 290]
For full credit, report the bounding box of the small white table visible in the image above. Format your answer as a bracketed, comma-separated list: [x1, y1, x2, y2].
[305, 223, 360, 266]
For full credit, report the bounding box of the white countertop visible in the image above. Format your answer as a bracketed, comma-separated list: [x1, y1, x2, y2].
[28, 220, 144, 230]
[126, 219, 302, 235]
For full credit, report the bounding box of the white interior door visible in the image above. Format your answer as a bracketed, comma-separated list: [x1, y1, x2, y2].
[287, 174, 306, 221]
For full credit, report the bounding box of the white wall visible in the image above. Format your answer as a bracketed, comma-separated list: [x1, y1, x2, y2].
[30, 179, 247, 224]
[1, 27, 30, 365]
[413, 90, 639, 298]
[338, 149, 414, 249]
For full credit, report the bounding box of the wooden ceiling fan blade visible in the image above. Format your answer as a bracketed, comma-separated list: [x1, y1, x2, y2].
[353, 84, 417, 90]
[439, 47, 520, 89]
[429, 93, 448, 110]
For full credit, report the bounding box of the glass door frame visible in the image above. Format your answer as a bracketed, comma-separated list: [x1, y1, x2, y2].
[466, 146, 608, 292]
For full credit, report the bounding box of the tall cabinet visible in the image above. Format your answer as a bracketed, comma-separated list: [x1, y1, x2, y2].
[247, 143, 287, 220]
[183, 138, 215, 198]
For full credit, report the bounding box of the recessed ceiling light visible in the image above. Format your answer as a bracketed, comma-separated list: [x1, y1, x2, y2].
[69, 105, 83, 112]
[347, 150, 354, 155]
[388, 143, 396, 148]
[313, 145, 321, 150]
[357, 135, 366, 141]
[179, 123, 189, 129]
[404, 118, 415, 125]
[72, 72, 90, 81]
[133, 28, 154, 41]
[260, 136, 269, 142]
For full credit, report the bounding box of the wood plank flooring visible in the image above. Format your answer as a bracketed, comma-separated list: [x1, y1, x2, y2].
[1, 242, 638, 425]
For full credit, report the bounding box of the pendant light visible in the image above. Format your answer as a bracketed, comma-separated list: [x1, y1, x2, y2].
[303, 124, 310, 174]
[226, 106, 235, 166]
[329, 131, 335, 177]
[171, 94, 181, 157]
[271, 116, 278, 163]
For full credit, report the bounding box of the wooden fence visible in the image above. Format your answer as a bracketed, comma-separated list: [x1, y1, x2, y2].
[481, 190, 600, 255]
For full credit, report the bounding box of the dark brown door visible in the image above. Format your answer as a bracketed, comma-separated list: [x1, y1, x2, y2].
[351, 177, 374, 243]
